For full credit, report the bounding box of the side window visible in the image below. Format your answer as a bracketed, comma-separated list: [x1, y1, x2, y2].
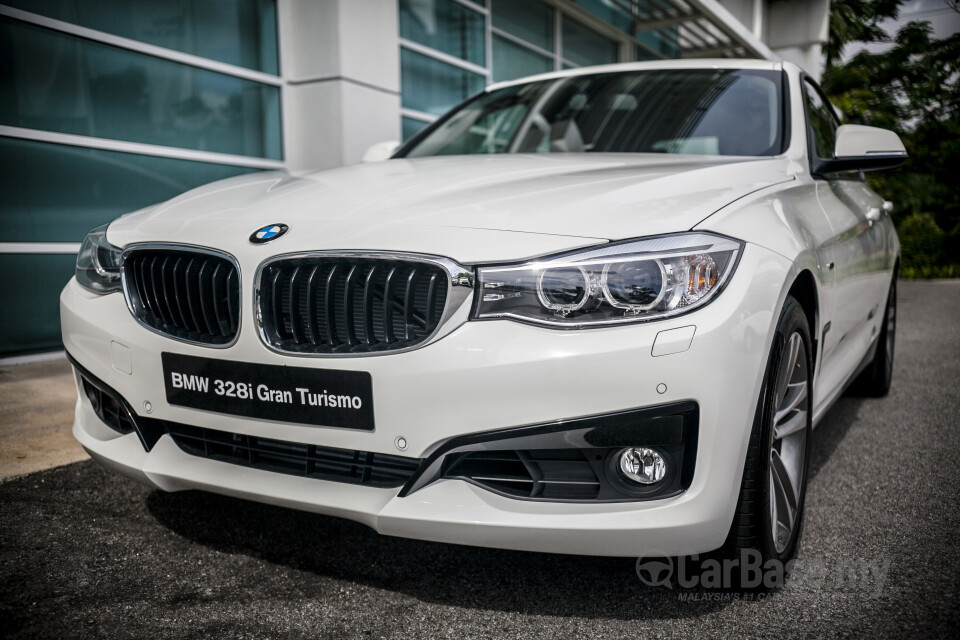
[803, 80, 839, 160]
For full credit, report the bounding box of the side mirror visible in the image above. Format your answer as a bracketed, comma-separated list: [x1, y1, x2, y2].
[815, 125, 907, 174]
[362, 140, 401, 163]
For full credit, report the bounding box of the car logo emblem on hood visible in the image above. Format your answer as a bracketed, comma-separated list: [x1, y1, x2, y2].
[250, 224, 288, 244]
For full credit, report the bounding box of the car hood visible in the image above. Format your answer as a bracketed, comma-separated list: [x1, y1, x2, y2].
[107, 153, 793, 264]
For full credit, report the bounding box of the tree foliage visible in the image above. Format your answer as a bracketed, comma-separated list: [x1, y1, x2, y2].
[824, 0, 902, 66]
[821, 1, 960, 277]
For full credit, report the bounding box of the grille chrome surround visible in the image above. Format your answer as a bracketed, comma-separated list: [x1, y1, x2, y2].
[121, 245, 241, 347]
[255, 252, 474, 356]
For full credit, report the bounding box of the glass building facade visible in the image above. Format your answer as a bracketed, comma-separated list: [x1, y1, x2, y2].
[398, 0, 661, 140]
[0, 0, 282, 356]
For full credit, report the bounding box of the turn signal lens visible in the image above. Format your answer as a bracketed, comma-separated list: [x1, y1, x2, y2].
[687, 253, 718, 301]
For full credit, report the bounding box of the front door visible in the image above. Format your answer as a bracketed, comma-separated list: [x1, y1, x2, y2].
[801, 79, 889, 410]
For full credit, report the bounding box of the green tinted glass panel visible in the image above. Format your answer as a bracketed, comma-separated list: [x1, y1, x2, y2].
[399, 0, 485, 66]
[573, 0, 632, 31]
[635, 44, 656, 61]
[491, 0, 554, 52]
[400, 48, 486, 116]
[0, 137, 258, 243]
[5, 0, 278, 74]
[402, 117, 429, 142]
[0, 18, 282, 159]
[0, 253, 75, 356]
[562, 17, 617, 66]
[637, 28, 679, 59]
[492, 35, 553, 82]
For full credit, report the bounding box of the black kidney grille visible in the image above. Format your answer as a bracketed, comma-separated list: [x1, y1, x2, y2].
[124, 249, 240, 345]
[259, 258, 449, 354]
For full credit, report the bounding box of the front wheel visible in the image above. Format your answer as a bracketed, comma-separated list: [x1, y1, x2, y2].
[724, 295, 812, 565]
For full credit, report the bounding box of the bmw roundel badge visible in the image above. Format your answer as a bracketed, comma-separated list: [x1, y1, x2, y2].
[250, 223, 288, 244]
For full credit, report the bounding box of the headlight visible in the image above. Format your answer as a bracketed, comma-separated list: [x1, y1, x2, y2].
[76, 224, 122, 294]
[474, 233, 741, 327]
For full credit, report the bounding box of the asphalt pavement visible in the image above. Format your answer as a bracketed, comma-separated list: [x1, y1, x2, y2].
[1, 280, 958, 639]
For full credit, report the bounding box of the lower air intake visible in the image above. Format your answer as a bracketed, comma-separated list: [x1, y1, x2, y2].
[73, 358, 421, 489]
[443, 449, 602, 500]
[165, 423, 421, 488]
[81, 377, 136, 436]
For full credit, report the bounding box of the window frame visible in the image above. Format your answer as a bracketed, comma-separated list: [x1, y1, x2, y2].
[396, 68, 793, 159]
[800, 74, 850, 179]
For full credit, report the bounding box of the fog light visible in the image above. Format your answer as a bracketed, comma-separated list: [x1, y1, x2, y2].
[618, 447, 666, 485]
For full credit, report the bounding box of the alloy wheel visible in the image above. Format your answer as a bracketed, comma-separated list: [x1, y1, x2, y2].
[769, 332, 809, 554]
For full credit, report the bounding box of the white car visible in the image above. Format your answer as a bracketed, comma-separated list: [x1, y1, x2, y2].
[61, 59, 905, 564]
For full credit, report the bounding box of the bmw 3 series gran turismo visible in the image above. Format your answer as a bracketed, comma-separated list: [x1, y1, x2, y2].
[62, 60, 906, 565]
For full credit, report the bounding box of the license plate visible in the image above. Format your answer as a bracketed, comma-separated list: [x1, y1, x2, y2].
[162, 353, 375, 430]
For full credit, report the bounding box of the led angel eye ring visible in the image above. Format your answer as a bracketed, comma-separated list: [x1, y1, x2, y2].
[536, 265, 590, 312]
[601, 259, 667, 312]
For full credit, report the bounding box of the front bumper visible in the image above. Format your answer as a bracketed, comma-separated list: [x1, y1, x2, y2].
[62, 242, 792, 556]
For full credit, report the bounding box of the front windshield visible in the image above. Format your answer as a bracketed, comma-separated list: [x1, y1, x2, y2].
[400, 69, 785, 158]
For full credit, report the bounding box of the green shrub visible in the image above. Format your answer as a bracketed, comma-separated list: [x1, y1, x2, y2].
[898, 212, 944, 271]
[900, 264, 960, 279]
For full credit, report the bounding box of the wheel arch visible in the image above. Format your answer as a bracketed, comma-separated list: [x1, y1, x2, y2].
[785, 269, 819, 374]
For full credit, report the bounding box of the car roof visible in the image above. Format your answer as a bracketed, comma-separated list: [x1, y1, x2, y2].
[486, 58, 786, 92]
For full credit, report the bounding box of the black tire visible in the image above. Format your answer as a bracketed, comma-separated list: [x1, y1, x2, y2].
[723, 295, 813, 568]
[850, 276, 897, 397]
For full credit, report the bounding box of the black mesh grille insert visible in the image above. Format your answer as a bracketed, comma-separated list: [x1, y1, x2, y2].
[444, 449, 602, 500]
[164, 423, 421, 488]
[123, 249, 240, 345]
[258, 257, 449, 354]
